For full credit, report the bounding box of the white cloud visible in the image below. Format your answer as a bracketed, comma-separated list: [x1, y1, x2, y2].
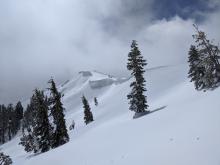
[0, 0, 219, 103]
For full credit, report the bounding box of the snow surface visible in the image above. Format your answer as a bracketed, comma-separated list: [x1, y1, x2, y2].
[1, 65, 220, 165]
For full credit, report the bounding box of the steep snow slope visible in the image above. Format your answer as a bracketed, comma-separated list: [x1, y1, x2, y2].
[1, 65, 220, 165]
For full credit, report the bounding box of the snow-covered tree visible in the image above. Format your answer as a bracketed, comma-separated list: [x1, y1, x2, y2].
[127, 40, 149, 113]
[20, 90, 52, 153]
[48, 79, 69, 148]
[19, 128, 36, 153]
[82, 96, 94, 124]
[191, 24, 220, 90]
[0, 152, 12, 165]
[33, 89, 52, 153]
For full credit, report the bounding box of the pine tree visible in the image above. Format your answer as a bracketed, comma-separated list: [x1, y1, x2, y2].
[82, 96, 94, 124]
[19, 128, 36, 153]
[6, 104, 13, 141]
[20, 90, 52, 153]
[188, 45, 206, 90]
[94, 97, 98, 106]
[0, 152, 13, 165]
[191, 24, 220, 90]
[20, 93, 38, 153]
[127, 40, 149, 113]
[15, 101, 23, 121]
[0, 105, 7, 144]
[48, 79, 69, 148]
[19, 92, 39, 153]
[33, 89, 52, 153]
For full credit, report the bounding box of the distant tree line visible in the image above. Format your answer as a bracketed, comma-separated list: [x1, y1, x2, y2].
[0, 102, 23, 144]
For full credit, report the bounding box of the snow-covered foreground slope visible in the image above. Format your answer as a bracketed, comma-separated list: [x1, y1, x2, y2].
[1, 65, 220, 165]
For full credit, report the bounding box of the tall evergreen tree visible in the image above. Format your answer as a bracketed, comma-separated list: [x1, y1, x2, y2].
[6, 104, 13, 141]
[33, 89, 52, 153]
[20, 90, 52, 153]
[15, 101, 23, 121]
[20, 93, 39, 153]
[48, 79, 69, 148]
[82, 95, 94, 125]
[127, 40, 149, 113]
[0, 105, 7, 144]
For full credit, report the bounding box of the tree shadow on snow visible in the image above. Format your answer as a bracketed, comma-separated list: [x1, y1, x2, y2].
[133, 106, 167, 119]
[26, 152, 42, 160]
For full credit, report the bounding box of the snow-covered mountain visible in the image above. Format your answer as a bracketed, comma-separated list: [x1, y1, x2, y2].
[1, 64, 220, 165]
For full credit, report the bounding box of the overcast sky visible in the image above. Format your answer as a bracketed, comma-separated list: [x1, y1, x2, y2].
[0, 0, 220, 104]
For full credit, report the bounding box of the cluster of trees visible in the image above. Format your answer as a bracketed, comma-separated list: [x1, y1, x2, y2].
[0, 102, 23, 144]
[19, 79, 69, 154]
[188, 25, 220, 91]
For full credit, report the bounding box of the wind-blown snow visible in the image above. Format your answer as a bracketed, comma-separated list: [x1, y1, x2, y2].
[1, 65, 220, 165]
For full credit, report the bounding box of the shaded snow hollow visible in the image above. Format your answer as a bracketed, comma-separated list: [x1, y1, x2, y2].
[1, 65, 220, 165]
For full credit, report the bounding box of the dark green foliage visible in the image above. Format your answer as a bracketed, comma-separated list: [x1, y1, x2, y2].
[0, 105, 7, 144]
[33, 89, 52, 153]
[20, 90, 52, 153]
[188, 45, 206, 90]
[82, 96, 94, 125]
[0, 152, 13, 165]
[0, 103, 22, 144]
[15, 101, 23, 121]
[20, 79, 69, 153]
[48, 79, 69, 148]
[19, 129, 36, 153]
[127, 40, 149, 113]
[22, 104, 33, 131]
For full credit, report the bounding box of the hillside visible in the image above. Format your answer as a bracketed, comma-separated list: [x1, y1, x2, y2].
[1, 64, 220, 165]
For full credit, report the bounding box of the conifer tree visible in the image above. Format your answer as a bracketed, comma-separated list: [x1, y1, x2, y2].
[82, 96, 94, 124]
[19, 92, 39, 153]
[0, 105, 7, 144]
[15, 101, 24, 121]
[127, 40, 149, 113]
[48, 79, 69, 148]
[33, 89, 52, 153]
[191, 24, 220, 90]
[20, 93, 38, 153]
[188, 45, 206, 90]
[6, 104, 13, 141]
[94, 97, 98, 106]
[14, 101, 24, 131]
[20, 90, 52, 153]
[19, 128, 36, 153]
